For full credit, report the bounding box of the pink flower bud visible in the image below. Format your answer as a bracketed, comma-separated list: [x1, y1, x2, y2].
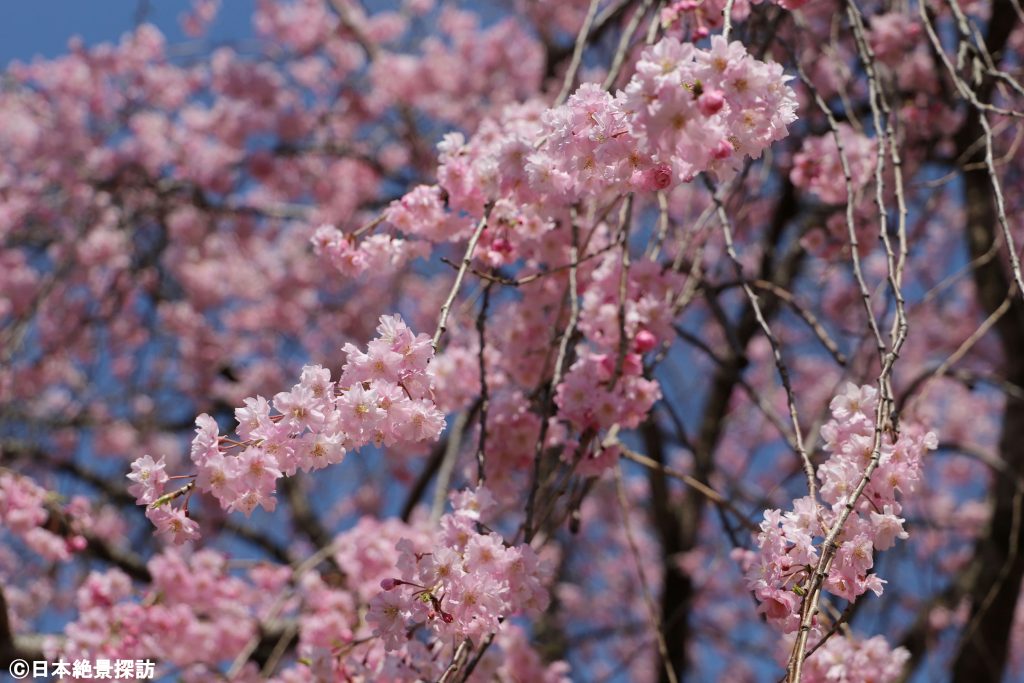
[634, 330, 657, 353]
[380, 577, 400, 591]
[633, 164, 673, 192]
[491, 237, 513, 255]
[712, 139, 734, 160]
[645, 164, 673, 191]
[698, 89, 725, 116]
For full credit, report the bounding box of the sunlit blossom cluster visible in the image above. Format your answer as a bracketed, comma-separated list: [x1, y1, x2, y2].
[367, 488, 550, 653]
[129, 314, 445, 542]
[790, 123, 877, 204]
[736, 383, 937, 633]
[795, 633, 911, 683]
[55, 551, 257, 671]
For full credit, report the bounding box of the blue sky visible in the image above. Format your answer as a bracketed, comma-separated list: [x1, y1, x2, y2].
[0, 0, 255, 67]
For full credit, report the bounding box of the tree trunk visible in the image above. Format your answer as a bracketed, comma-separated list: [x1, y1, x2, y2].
[952, 4, 1024, 677]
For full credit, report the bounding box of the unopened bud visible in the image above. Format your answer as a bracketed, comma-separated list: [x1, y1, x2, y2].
[698, 89, 725, 117]
[491, 237, 513, 255]
[67, 535, 88, 553]
[712, 139, 734, 160]
[634, 330, 657, 353]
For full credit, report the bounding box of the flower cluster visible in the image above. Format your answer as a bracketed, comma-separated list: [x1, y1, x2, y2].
[367, 36, 795, 315]
[367, 6, 544, 128]
[279, 506, 565, 681]
[790, 123, 877, 204]
[311, 225, 430, 278]
[661, 0, 737, 40]
[57, 508, 564, 682]
[737, 383, 937, 632]
[0, 473, 86, 562]
[556, 350, 661, 435]
[552, 252, 679, 469]
[129, 314, 446, 543]
[410, 36, 796, 225]
[578, 252, 682, 351]
[54, 550, 258, 670]
[533, 36, 798, 198]
[659, 0, 813, 40]
[795, 633, 910, 683]
[867, 13, 923, 67]
[367, 488, 550, 650]
[621, 36, 797, 181]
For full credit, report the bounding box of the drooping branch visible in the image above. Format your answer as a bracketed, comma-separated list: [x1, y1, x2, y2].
[656, 177, 804, 682]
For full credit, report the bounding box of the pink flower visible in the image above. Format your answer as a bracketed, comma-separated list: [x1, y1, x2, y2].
[758, 586, 800, 621]
[126, 454, 169, 505]
[296, 431, 346, 472]
[634, 329, 658, 353]
[837, 533, 875, 575]
[448, 573, 504, 636]
[366, 590, 407, 651]
[830, 382, 878, 419]
[337, 383, 385, 436]
[146, 506, 200, 545]
[451, 486, 496, 522]
[195, 450, 236, 505]
[791, 125, 877, 204]
[273, 385, 324, 430]
[190, 413, 221, 466]
[235, 446, 282, 490]
[869, 506, 909, 551]
[234, 396, 272, 440]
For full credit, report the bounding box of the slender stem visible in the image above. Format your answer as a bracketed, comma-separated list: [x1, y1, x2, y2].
[556, 0, 602, 106]
[475, 283, 492, 487]
[433, 208, 491, 351]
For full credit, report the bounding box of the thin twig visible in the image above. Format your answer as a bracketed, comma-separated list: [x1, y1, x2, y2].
[706, 177, 818, 523]
[603, 0, 657, 90]
[475, 283, 492, 486]
[437, 638, 472, 683]
[618, 444, 757, 531]
[556, 0, 602, 106]
[615, 465, 680, 683]
[524, 213, 583, 543]
[722, 0, 738, 41]
[432, 411, 470, 523]
[433, 208, 491, 351]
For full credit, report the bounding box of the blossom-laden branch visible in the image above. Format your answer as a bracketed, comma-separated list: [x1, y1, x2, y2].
[129, 315, 446, 543]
